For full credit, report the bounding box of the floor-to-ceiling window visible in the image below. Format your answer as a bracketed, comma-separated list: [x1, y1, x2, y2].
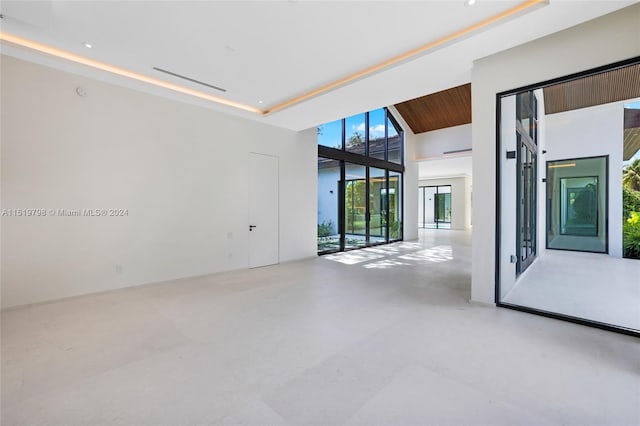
[317, 108, 404, 254]
[418, 185, 451, 229]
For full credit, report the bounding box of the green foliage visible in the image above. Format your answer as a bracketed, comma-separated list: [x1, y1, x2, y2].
[623, 187, 640, 221]
[623, 159, 640, 191]
[623, 212, 640, 259]
[317, 220, 334, 237]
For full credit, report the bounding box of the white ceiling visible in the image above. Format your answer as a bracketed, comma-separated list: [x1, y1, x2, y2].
[418, 156, 472, 180]
[1, 1, 637, 130]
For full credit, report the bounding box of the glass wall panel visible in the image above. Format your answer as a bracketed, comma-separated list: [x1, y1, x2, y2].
[346, 113, 366, 155]
[317, 108, 404, 254]
[317, 157, 340, 253]
[389, 171, 402, 240]
[497, 60, 640, 335]
[317, 119, 343, 149]
[419, 186, 451, 229]
[388, 116, 402, 164]
[368, 109, 386, 160]
[344, 163, 367, 249]
[547, 156, 607, 253]
[369, 167, 387, 244]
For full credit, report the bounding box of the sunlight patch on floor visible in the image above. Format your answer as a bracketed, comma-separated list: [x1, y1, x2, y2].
[398, 246, 453, 263]
[324, 251, 385, 265]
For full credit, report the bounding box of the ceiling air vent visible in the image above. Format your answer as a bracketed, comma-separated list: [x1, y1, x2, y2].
[152, 67, 226, 92]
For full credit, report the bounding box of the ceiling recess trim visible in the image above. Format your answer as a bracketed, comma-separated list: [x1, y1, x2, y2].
[0, 0, 545, 117]
[263, 0, 546, 115]
[0, 32, 260, 114]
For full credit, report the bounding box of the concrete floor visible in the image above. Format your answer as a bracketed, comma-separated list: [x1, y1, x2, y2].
[2, 229, 639, 425]
[505, 250, 640, 331]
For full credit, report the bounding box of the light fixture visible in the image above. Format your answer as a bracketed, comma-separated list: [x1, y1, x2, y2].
[549, 162, 577, 169]
[466, 0, 477, 6]
[83, 42, 93, 48]
[258, 100, 264, 104]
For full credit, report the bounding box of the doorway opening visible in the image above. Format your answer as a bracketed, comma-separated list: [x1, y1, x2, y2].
[418, 185, 451, 229]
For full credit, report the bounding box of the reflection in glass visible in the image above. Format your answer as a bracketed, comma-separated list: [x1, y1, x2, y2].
[368, 108, 386, 160]
[547, 157, 607, 253]
[317, 119, 343, 149]
[346, 113, 366, 155]
[560, 177, 598, 236]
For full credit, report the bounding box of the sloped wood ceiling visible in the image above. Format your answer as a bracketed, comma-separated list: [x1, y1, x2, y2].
[543, 63, 640, 114]
[624, 108, 640, 161]
[394, 83, 471, 134]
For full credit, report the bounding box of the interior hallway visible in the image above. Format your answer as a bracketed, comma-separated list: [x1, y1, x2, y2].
[2, 229, 639, 425]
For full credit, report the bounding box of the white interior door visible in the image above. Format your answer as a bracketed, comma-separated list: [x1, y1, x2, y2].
[248, 153, 279, 268]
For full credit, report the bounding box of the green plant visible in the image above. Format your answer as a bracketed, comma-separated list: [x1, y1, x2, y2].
[623, 159, 640, 191]
[623, 186, 640, 221]
[623, 212, 640, 259]
[317, 220, 334, 237]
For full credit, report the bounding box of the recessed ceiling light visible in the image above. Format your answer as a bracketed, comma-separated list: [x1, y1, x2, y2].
[466, 0, 477, 6]
[83, 42, 92, 48]
[258, 100, 263, 104]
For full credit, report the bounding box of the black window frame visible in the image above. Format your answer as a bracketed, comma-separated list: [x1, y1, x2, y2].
[317, 108, 405, 255]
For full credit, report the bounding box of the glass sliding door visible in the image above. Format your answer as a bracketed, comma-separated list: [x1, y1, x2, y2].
[369, 168, 387, 244]
[418, 185, 451, 229]
[344, 163, 368, 249]
[435, 186, 452, 226]
[389, 171, 402, 241]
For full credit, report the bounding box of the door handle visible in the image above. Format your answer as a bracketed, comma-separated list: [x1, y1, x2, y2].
[249, 225, 257, 231]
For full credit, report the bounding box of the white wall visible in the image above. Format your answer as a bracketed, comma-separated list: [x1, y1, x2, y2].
[317, 166, 339, 235]
[418, 177, 471, 230]
[414, 124, 471, 160]
[545, 102, 624, 257]
[471, 4, 640, 304]
[498, 95, 518, 299]
[1, 55, 317, 309]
